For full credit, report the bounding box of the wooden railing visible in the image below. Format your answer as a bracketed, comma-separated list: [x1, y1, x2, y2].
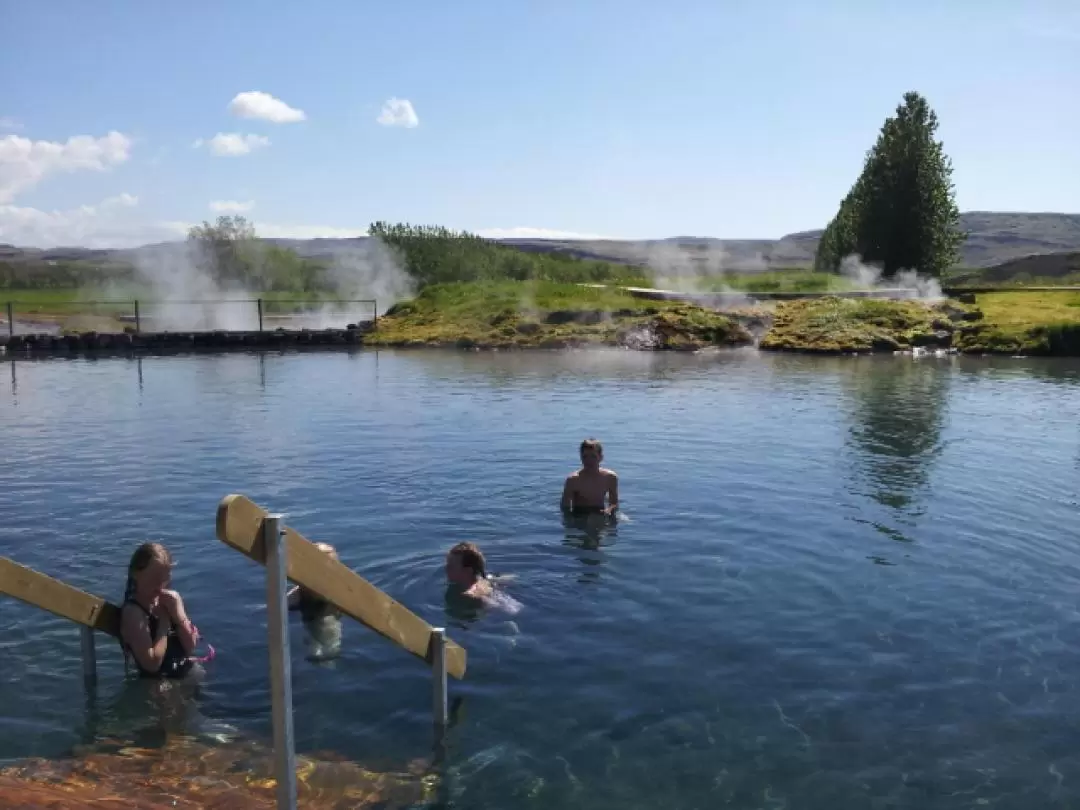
[216, 493, 465, 810]
[0, 556, 120, 684]
[1, 498, 469, 810]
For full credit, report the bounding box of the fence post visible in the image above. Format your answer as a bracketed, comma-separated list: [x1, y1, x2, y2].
[373, 300, 378, 330]
[80, 626, 97, 686]
[258, 298, 264, 332]
[133, 300, 141, 333]
[431, 627, 448, 736]
[264, 514, 297, 810]
[6, 301, 12, 339]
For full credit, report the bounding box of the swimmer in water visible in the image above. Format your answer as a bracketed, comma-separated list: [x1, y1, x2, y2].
[287, 542, 342, 661]
[560, 438, 619, 518]
[445, 542, 523, 617]
[119, 542, 200, 679]
[445, 542, 494, 600]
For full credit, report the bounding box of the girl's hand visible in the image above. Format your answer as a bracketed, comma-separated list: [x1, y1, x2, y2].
[158, 589, 181, 620]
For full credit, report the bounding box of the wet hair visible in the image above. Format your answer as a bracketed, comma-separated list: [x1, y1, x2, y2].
[580, 438, 603, 457]
[448, 542, 487, 580]
[124, 542, 172, 601]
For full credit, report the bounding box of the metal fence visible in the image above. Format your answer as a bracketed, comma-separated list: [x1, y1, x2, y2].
[3, 298, 378, 338]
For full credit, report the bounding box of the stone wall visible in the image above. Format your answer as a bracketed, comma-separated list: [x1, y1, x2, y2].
[3, 324, 375, 356]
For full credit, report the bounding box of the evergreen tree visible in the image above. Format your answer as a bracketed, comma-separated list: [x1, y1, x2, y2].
[815, 92, 963, 278]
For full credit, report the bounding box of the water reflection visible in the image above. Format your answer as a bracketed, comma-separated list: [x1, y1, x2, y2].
[393, 347, 756, 388]
[841, 359, 950, 513]
[561, 512, 619, 584]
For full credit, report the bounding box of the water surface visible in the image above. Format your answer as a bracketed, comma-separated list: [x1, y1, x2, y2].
[1, 349, 1079, 809]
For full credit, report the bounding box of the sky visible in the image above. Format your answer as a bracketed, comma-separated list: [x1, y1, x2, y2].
[0, 1, 1077, 249]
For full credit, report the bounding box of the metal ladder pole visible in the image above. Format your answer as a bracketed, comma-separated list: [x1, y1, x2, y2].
[265, 514, 297, 810]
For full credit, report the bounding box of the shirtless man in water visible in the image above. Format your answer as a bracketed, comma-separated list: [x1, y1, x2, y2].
[560, 438, 619, 516]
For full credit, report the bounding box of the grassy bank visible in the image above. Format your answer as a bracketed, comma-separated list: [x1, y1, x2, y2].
[952, 291, 1080, 354]
[366, 281, 754, 350]
[758, 291, 1080, 355]
[759, 297, 972, 353]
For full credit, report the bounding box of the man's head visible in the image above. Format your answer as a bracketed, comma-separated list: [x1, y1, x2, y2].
[579, 438, 603, 471]
[446, 542, 487, 584]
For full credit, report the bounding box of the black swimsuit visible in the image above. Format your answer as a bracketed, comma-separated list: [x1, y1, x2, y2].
[122, 599, 193, 679]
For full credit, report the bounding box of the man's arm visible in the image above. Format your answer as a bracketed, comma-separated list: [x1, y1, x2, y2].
[605, 472, 619, 514]
[560, 476, 574, 512]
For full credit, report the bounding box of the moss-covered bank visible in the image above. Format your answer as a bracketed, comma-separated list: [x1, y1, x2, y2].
[758, 291, 1080, 355]
[366, 282, 754, 350]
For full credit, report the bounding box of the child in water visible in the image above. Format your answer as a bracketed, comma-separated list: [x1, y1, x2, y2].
[287, 542, 343, 661]
[445, 542, 494, 600]
[560, 438, 619, 517]
[119, 542, 200, 679]
[445, 542, 522, 615]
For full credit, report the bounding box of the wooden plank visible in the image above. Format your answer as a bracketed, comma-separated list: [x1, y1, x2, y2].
[0, 557, 121, 637]
[216, 494, 467, 679]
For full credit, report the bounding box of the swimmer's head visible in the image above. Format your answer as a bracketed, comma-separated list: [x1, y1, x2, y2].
[126, 542, 173, 601]
[314, 542, 339, 561]
[446, 542, 487, 585]
[580, 438, 603, 470]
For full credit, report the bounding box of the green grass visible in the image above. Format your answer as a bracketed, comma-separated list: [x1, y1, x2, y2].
[370, 281, 751, 349]
[952, 291, 1080, 354]
[695, 270, 858, 294]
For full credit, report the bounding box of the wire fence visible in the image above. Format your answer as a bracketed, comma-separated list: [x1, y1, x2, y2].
[3, 298, 378, 338]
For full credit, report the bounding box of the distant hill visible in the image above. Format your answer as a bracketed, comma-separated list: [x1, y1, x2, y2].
[950, 250, 1080, 286]
[2, 211, 1079, 274]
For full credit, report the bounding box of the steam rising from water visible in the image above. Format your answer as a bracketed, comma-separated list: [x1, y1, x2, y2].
[101, 237, 415, 331]
[837, 254, 944, 301]
[637, 242, 943, 304]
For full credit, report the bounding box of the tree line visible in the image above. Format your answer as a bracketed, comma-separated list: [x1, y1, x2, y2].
[3, 217, 640, 292]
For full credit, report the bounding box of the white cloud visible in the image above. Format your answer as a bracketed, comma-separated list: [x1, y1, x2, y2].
[376, 98, 419, 129]
[0, 131, 132, 204]
[228, 91, 306, 123]
[209, 199, 255, 214]
[194, 133, 270, 157]
[477, 226, 623, 241]
[0, 193, 189, 249]
[0, 117, 21, 131]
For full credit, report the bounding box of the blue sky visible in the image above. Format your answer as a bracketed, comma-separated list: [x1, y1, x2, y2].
[1, 1, 1077, 248]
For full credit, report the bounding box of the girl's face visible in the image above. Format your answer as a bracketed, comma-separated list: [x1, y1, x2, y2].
[135, 559, 172, 598]
[445, 552, 472, 585]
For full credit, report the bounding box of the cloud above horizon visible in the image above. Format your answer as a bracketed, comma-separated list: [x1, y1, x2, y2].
[0, 131, 132, 204]
[193, 133, 270, 157]
[228, 91, 306, 123]
[376, 98, 419, 128]
[209, 199, 255, 214]
[0, 192, 186, 249]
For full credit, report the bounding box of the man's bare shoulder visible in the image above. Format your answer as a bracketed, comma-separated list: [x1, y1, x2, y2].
[600, 467, 618, 479]
[565, 469, 583, 482]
